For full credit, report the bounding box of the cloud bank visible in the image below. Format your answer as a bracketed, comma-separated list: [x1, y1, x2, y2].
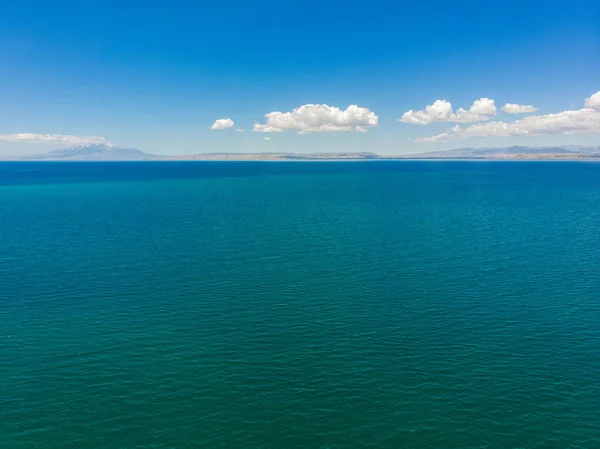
[0, 133, 108, 145]
[400, 98, 497, 125]
[210, 118, 235, 130]
[253, 104, 378, 133]
[416, 91, 600, 143]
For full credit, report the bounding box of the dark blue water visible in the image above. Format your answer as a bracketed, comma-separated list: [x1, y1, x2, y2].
[1, 161, 599, 448]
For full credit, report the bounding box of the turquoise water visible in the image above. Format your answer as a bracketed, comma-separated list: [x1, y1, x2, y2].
[1, 161, 599, 448]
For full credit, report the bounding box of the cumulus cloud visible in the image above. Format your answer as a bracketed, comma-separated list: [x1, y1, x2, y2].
[416, 91, 600, 143]
[253, 104, 378, 134]
[0, 133, 108, 145]
[469, 98, 497, 115]
[236, 128, 244, 132]
[264, 137, 271, 141]
[584, 91, 600, 111]
[210, 118, 234, 130]
[502, 103, 539, 114]
[400, 98, 497, 125]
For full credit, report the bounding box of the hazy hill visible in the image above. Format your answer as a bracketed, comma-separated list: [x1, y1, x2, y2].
[22, 144, 158, 161]
[403, 145, 600, 159]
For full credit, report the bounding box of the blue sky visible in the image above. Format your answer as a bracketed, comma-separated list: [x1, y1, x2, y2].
[1, 0, 599, 155]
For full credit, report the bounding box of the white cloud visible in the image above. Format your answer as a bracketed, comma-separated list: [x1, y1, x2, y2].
[469, 98, 497, 115]
[210, 118, 234, 130]
[400, 98, 497, 125]
[254, 125, 284, 133]
[502, 103, 539, 114]
[253, 104, 378, 134]
[416, 91, 600, 143]
[236, 128, 244, 132]
[0, 133, 108, 145]
[264, 137, 271, 141]
[584, 91, 600, 111]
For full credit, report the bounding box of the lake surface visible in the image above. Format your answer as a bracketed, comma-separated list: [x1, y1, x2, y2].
[1, 161, 599, 448]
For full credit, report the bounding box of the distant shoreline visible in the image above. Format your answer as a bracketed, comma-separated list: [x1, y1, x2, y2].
[3, 155, 600, 162]
[3, 144, 599, 162]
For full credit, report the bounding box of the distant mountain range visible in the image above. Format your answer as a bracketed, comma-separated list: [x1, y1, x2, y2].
[402, 145, 600, 159]
[3, 143, 600, 161]
[17, 144, 159, 161]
